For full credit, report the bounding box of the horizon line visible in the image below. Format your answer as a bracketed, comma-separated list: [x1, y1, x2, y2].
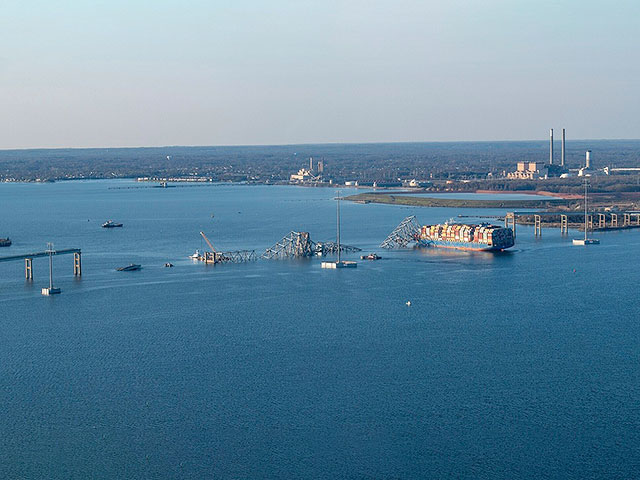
[1, 137, 639, 152]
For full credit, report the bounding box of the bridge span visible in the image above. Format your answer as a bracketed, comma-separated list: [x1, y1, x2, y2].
[0, 248, 81, 279]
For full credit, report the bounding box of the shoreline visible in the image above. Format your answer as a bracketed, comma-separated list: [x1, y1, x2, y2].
[343, 192, 571, 209]
[474, 189, 583, 200]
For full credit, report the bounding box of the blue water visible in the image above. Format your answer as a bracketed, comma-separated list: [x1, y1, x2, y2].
[1, 181, 639, 479]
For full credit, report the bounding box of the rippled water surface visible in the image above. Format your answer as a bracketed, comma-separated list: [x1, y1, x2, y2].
[1, 181, 638, 479]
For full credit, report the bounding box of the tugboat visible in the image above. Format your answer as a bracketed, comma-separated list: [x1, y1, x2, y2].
[360, 253, 382, 260]
[0, 237, 11, 247]
[102, 220, 123, 228]
[116, 264, 142, 271]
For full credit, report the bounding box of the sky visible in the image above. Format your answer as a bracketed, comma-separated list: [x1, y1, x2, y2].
[1, 0, 639, 148]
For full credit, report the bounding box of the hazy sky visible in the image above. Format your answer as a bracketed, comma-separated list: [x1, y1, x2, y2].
[1, 0, 639, 148]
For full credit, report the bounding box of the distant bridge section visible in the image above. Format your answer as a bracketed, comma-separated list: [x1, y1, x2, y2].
[0, 248, 81, 279]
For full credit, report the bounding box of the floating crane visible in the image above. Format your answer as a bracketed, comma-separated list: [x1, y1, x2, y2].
[194, 231, 256, 264]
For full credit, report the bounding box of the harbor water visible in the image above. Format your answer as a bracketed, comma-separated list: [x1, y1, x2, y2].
[1, 180, 639, 479]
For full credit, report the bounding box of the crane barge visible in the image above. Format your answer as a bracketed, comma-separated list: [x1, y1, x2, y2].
[191, 231, 256, 264]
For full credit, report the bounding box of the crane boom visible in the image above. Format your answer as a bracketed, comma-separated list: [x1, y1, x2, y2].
[200, 231, 217, 253]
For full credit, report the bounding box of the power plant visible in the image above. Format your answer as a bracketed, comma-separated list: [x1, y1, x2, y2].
[561, 128, 566, 167]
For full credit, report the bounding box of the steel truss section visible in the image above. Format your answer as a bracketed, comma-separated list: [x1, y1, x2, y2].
[380, 216, 423, 248]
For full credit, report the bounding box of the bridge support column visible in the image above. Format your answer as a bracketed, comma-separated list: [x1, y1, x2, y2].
[637, 214, 640, 226]
[611, 213, 618, 228]
[588, 215, 593, 230]
[560, 215, 568, 234]
[25, 258, 33, 280]
[534, 215, 542, 236]
[505, 212, 516, 239]
[73, 252, 82, 276]
[598, 213, 606, 229]
[624, 213, 630, 226]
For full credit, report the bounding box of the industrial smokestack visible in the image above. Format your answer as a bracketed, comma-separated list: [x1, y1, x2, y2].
[309, 157, 313, 171]
[561, 128, 566, 167]
[586, 150, 591, 169]
[549, 129, 554, 165]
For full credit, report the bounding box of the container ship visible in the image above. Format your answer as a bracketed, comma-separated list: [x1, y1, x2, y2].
[418, 223, 514, 251]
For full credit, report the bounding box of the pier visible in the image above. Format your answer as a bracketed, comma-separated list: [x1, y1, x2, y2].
[0, 248, 81, 279]
[504, 211, 640, 236]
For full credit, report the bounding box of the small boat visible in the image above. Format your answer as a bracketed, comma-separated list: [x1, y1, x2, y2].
[0, 237, 11, 247]
[189, 249, 201, 260]
[164, 262, 174, 268]
[102, 220, 123, 228]
[116, 264, 142, 271]
[360, 253, 381, 260]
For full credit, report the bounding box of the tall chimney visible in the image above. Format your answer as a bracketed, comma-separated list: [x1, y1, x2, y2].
[309, 157, 313, 171]
[586, 150, 591, 169]
[561, 128, 566, 167]
[549, 128, 554, 165]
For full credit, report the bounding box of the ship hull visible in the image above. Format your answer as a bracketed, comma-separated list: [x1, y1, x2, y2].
[428, 240, 508, 252]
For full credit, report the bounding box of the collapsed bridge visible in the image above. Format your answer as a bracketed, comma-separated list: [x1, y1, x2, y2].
[262, 231, 361, 259]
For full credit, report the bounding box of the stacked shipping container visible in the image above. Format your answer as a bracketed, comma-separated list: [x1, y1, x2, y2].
[419, 224, 514, 251]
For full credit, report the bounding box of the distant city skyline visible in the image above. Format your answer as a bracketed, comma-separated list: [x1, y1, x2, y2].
[2, 0, 639, 149]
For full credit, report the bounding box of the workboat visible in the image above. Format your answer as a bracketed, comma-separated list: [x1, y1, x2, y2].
[0, 237, 11, 247]
[102, 220, 123, 228]
[189, 249, 201, 260]
[360, 253, 381, 260]
[116, 264, 142, 271]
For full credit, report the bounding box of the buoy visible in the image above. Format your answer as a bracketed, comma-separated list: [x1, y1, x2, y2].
[406, 301, 411, 307]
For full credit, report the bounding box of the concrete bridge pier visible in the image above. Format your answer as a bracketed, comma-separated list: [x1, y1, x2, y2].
[534, 215, 542, 236]
[560, 215, 568, 234]
[598, 213, 606, 229]
[624, 213, 631, 226]
[25, 258, 33, 280]
[73, 252, 82, 276]
[505, 212, 516, 239]
[588, 215, 593, 230]
[611, 213, 618, 228]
